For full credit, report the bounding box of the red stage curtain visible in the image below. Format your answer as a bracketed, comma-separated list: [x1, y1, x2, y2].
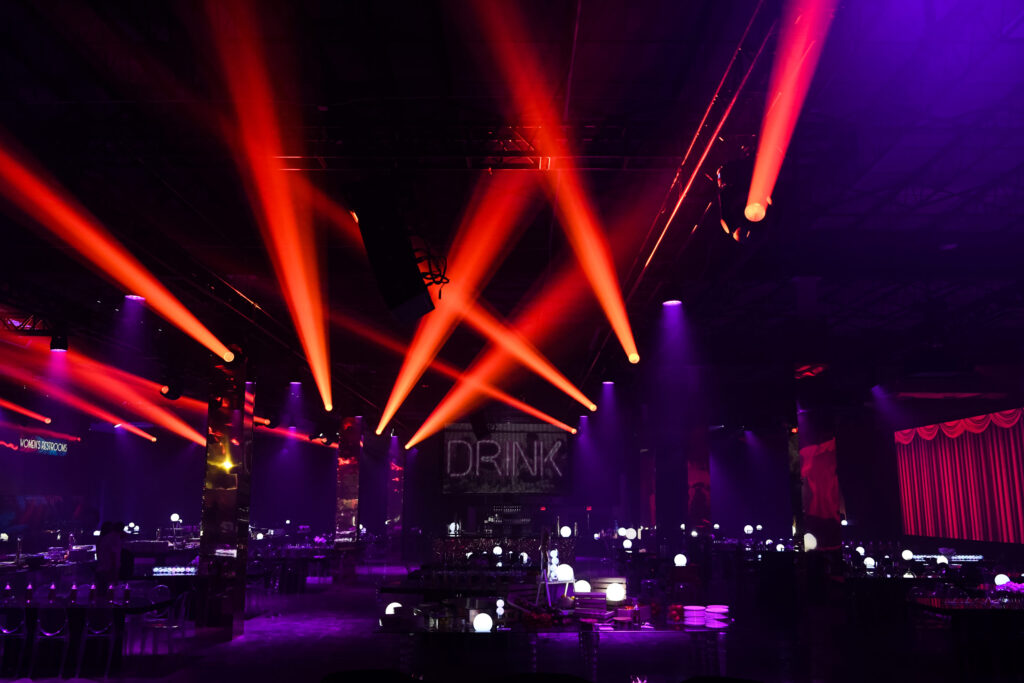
[896, 408, 1024, 543]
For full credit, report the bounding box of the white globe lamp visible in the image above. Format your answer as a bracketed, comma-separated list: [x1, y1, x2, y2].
[473, 613, 493, 632]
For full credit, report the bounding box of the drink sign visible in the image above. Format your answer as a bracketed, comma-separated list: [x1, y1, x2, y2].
[443, 422, 570, 494]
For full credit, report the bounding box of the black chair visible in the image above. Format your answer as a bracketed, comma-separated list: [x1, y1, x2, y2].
[76, 607, 117, 678]
[28, 607, 71, 678]
[0, 607, 28, 677]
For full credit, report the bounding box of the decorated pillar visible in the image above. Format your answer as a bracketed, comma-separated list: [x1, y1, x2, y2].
[795, 369, 843, 551]
[335, 416, 361, 539]
[199, 350, 253, 639]
[386, 434, 404, 538]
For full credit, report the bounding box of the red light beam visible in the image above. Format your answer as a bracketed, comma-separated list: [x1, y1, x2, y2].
[0, 145, 234, 362]
[330, 310, 575, 434]
[459, 302, 595, 411]
[0, 364, 156, 442]
[375, 172, 535, 434]
[0, 397, 51, 424]
[642, 26, 774, 273]
[473, 2, 639, 364]
[0, 420, 81, 442]
[746, 0, 838, 221]
[206, 0, 333, 411]
[312, 181, 582, 426]
[0, 339, 204, 445]
[405, 203, 652, 450]
[69, 364, 206, 446]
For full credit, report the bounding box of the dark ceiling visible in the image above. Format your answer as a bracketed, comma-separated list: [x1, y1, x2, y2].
[2, 0, 1024, 434]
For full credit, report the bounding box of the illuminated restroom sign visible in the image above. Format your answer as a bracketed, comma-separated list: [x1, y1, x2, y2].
[443, 423, 570, 494]
[18, 435, 69, 456]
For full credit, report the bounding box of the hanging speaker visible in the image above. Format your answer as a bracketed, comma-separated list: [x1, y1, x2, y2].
[352, 186, 434, 323]
[469, 411, 491, 440]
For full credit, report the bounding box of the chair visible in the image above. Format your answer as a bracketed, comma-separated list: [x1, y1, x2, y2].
[139, 590, 190, 655]
[0, 607, 28, 677]
[124, 583, 171, 655]
[28, 607, 71, 678]
[76, 607, 117, 678]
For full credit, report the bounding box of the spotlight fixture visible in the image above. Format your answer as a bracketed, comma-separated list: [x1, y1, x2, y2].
[716, 158, 771, 243]
[662, 299, 682, 307]
[50, 333, 68, 352]
[160, 379, 182, 401]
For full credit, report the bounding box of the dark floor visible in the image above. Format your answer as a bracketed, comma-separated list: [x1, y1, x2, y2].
[8, 574, 1023, 683]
